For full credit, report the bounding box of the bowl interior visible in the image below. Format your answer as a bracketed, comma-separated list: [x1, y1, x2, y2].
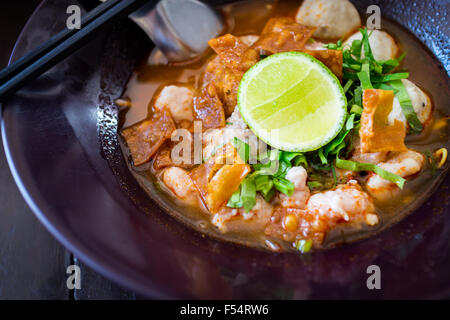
[2, 0, 449, 299]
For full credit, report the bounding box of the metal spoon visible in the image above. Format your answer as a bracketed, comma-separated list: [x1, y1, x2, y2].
[101, 0, 224, 62]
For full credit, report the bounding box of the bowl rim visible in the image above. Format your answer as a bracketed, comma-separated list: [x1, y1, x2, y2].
[2, 0, 449, 299]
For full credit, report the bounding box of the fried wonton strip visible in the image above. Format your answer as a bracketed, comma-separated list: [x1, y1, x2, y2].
[252, 17, 316, 54]
[360, 89, 407, 153]
[189, 144, 251, 213]
[193, 82, 226, 129]
[202, 56, 240, 117]
[208, 34, 260, 76]
[303, 49, 343, 80]
[121, 108, 176, 166]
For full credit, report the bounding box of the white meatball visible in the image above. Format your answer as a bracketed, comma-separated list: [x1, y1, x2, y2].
[163, 167, 198, 205]
[296, 0, 361, 40]
[278, 166, 310, 209]
[344, 30, 399, 61]
[388, 79, 433, 126]
[154, 85, 194, 122]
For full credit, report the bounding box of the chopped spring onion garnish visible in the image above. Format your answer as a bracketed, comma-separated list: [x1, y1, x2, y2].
[227, 186, 243, 208]
[357, 63, 373, 89]
[241, 177, 257, 213]
[335, 156, 406, 189]
[350, 104, 363, 115]
[232, 137, 251, 163]
[371, 72, 409, 83]
[273, 177, 294, 197]
[295, 239, 312, 253]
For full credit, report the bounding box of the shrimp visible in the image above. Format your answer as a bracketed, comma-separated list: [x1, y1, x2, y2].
[366, 150, 425, 201]
[212, 196, 274, 234]
[266, 181, 377, 246]
[155, 85, 194, 123]
[277, 166, 310, 209]
[163, 167, 199, 206]
[306, 180, 377, 225]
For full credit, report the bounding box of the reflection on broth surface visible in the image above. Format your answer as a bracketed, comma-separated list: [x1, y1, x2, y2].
[118, 0, 449, 252]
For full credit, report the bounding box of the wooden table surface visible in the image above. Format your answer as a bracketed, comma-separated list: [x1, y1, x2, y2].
[0, 1, 137, 300]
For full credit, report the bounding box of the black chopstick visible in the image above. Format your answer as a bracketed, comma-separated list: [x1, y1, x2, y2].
[0, 0, 123, 84]
[0, 0, 150, 102]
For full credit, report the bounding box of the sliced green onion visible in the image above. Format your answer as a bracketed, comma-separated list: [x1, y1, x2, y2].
[343, 79, 354, 93]
[335, 157, 406, 189]
[293, 154, 308, 168]
[274, 159, 291, 178]
[361, 28, 376, 62]
[318, 148, 328, 165]
[350, 39, 362, 59]
[241, 177, 257, 212]
[371, 72, 409, 83]
[350, 104, 363, 115]
[346, 113, 356, 130]
[232, 137, 250, 163]
[227, 186, 243, 208]
[357, 63, 373, 89]
[323, 129, 350, 157]
[389, 80, 423, 133]
[273, 177, 294, 196]
[295, 239, 313, 253]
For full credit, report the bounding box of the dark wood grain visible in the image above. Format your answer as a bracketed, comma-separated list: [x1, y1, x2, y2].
[73, 258, 137, 300]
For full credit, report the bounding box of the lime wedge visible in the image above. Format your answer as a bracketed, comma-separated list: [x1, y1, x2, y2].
[238, 52, 347, 152]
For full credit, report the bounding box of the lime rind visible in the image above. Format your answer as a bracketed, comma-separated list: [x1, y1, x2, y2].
[238, 52, 347, 152]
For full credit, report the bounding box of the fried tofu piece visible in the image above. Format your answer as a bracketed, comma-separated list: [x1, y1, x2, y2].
[208, 34, 260, 76]
[303, 49, 343, 80]
[360, 89, 407, 153]
[121, 109, 176, 166]
[189, 144, 251, 213]
[193, 82, 226, 130]
[202, 56, 240, 116]
[252, 17, 316, 54]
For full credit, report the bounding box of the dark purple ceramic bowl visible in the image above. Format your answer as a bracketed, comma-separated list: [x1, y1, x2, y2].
[1, 0, 449, 299]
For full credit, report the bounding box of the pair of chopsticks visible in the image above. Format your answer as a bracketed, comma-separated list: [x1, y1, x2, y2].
[0, 0, 150, 102]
